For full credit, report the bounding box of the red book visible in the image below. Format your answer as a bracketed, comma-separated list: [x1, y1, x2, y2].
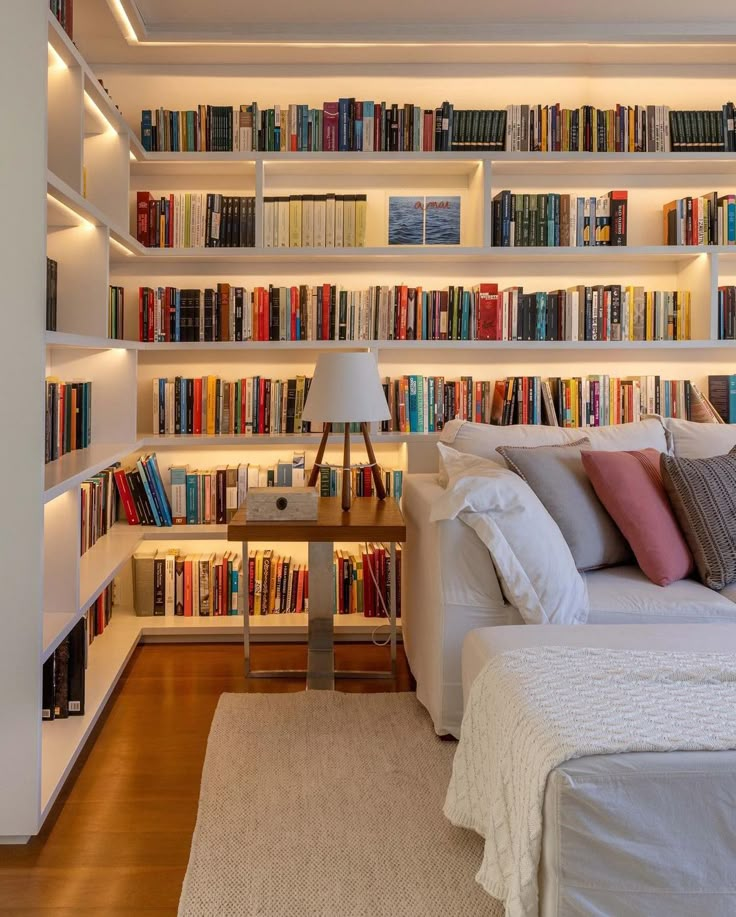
[609, 190, 628, 246]
[398, 286, 408, 340]
[193, 378, 203, 434]
[321, 283, 331, 340]
[259, 287, 268, 341]
[147, 289, 155, 342]
[475, 283, 501, 340]
[290, 286, 298, 340]
[295, 566, 304, 614]
[184, 558, 193, 616]
[323, 102, 339, 151]
[257, 378, 266, 433]
[475, 381, 482, 423]
[138, 287, 145, 341]
[423, 111, 434, 150]
[113, 468, 140, 524]
[136, 191, 152, 246]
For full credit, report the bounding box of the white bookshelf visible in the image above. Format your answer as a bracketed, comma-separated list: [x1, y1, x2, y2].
[5, 0, 736, 841]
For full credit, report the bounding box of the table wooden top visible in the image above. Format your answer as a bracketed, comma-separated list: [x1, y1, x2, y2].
[227, 496, 406, 543]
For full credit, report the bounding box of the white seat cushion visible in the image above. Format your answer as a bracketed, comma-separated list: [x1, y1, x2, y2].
[586, 565, 736, 623]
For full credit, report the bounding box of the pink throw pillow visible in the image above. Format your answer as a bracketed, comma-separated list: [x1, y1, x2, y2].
[581, 448, 693, 586]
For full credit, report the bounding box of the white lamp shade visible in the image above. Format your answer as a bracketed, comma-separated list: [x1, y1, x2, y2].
[302, 352, 390, 423]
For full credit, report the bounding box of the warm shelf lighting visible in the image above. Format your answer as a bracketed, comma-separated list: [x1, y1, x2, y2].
[109, 237, 135, 256]
[47, 42, 67, 69]
[46, 193, 95, 230]
[129, 150, 137, 161]
[109, 0, 138, 42]
[84, 91, 118, 135]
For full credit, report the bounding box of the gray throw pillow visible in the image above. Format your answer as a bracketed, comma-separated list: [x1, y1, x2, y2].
[496, 439, 632, 572]
[660, 449, 736, 590]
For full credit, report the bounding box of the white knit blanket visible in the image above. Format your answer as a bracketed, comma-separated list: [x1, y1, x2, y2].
[444, 646, 736, 917]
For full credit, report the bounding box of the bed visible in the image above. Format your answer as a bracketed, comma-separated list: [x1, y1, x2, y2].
[455, 624, 736, 917]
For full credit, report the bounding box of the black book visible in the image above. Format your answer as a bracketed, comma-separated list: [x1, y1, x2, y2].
[216, 468, 227, 524]
[67, 617, 86, 716]
[204, 288, 216, 341]
[128, 468, 155, 525]
[234, 287, 244, 341]
[42, 653, 55, 720]
[53, 637, 70, 719]
[174, 377, 182, 435]
[285, 379, 297, 433]
[186, 378, 194, 432]
[153, 555, 165, 615]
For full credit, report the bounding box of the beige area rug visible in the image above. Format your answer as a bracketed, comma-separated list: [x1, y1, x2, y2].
[179, 691, 504, 917]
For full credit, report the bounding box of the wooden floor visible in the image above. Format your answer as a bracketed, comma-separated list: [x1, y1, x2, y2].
[0, 642, 415, 916]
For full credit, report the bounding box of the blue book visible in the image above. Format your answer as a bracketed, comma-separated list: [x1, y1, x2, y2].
[536, 292, 547, 341]
[729, 201, 736, 244]
[427, 377, 435, 432]
[186, 473, 198, 524]
[355, 117, 363, 151]
[174, 290, 181, 342]
[408, 375, 419, 432]
[142, 455, 172, 526]
[730, 376, 736, 422]
[393, 470, 403, 501]
[276, 462, 292, 486]
[141, 110, 153, 151]
[338, 99, 351, 151]
[231, 567, 239, 615]
[136, 457, 162, 526]
[180, 379, 187, 434]
[461, 291, 470, 341]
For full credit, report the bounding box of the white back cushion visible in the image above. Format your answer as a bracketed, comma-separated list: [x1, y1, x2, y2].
[664, 418, 736, 458]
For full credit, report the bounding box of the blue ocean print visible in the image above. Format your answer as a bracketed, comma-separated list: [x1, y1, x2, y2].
[388, 196, 425, 245]
[425, 196, 461, 245]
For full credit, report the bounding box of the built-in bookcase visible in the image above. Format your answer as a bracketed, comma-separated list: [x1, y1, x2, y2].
[5, 0, 736, 840]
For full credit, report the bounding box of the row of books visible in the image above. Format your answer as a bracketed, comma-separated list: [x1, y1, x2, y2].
[263, 194, 367, 248]
[135, 192, 256, 248]
[708, 376, 736, 423]
[135, 281, 689, 344]
[718, 286, 736, 340]
[663, 194, 736, 246]
[151, 376, 314, 437]
[42, 618, 85, 721]
[505, 104, 736, 152]
[80, 465, 117, 556]
[492, 191, 628, 247]
[141, 102, 504, 153]
[166, 457, 307, 526]
[46, 257, 58, 332]
[140, 102, 736, 153]
[108, 285, 124, 340]
[49, 0, 73, 40]
[479, 286, 691, 343]
[44, 379, 92, 464]
[133, 548, 241, 617]
[316, 466, 404, 501]
[493, 375, 716, 428]
[111, 455, 174, 528]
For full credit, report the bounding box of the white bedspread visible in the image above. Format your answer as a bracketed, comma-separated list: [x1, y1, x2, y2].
[444, 646, 736, 917]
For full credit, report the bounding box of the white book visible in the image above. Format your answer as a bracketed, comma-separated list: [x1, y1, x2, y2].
[190, 553, 201, 616]
[314, 195, 326, 246]
[164, 550, 177, 615]
[302, 195, 314, 247]
[264, 197, 275, 248]
[278, 198, 289, 248]
[334, 195, 344, 247]
[343, 195, 356, 247]
[325, 194, 335, 247]
[247, 464, 260, 489]
[237, 463, 248, 505]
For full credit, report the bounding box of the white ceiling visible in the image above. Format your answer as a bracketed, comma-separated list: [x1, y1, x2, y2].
[132, 0, 736, 31]
[73, 0, 736, 66]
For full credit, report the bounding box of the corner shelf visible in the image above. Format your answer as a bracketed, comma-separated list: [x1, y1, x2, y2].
[42, 610, 82, 663]
[45, 331, 138, 351]
[44, 443, 141, 504]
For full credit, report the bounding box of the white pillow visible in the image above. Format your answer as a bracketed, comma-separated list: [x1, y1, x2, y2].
[585, 416, 669, 453]
[664, 417, 736, 458]
[432, 443, 589, 626]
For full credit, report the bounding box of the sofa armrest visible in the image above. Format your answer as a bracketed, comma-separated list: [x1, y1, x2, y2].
[402, 474, 520, 736]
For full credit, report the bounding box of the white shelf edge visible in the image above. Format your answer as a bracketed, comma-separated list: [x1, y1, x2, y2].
[79, 527, 143, 612]
[138, 432, 436, 447]
[45, 331, 139, 351]
[42, 610, 82, 663]
[44, 442, 141, 505]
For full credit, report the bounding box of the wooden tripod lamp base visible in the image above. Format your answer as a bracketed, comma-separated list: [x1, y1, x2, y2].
[307, 423, 387, 512]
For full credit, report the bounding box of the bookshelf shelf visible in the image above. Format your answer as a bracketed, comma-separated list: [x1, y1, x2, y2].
[79, 527, 143, 613]
[138, 612, 399, 638]
[44, 443, 140, 504]
[139, 432, 435, 447]
[42, 611, 82, 663]
[45, 331, 139, 351]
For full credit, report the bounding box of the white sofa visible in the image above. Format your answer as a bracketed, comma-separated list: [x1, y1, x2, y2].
[402, 416, 736, 737]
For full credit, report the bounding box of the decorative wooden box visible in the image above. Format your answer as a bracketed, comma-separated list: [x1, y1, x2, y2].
[245, 486, 319, 522]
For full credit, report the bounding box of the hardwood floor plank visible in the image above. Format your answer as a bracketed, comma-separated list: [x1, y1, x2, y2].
[0, 642, 414, 914]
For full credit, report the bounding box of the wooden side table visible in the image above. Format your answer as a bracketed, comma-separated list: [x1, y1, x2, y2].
[227, 496, 406, 690]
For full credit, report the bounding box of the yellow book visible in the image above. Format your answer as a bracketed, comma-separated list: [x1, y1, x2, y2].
[206, 375, 217, 435]
[289, 197, 302, 247]
[355, 194, 367, 247]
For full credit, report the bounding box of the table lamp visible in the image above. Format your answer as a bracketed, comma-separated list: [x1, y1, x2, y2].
[302, 352, 391, 512]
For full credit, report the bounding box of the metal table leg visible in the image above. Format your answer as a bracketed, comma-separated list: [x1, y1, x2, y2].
[307, 541, 335, 690]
